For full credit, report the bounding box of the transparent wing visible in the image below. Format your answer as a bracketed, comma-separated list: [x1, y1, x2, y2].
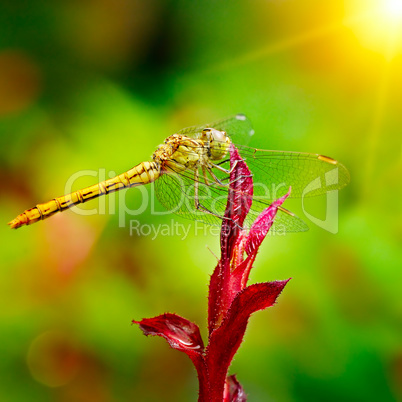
[154, 163, 230, 227]
[235, 145, 350, 199]
[177, 114, 254, 146]
[170, 140, 350, 200]
[178, 116, 349, 200]
[155, 157, 309, 233]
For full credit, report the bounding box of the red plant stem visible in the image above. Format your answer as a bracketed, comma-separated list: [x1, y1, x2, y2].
[194, 359, 210, 402]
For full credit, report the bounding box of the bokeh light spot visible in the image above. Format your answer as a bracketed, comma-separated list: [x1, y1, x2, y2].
[27, 331, 82, 388]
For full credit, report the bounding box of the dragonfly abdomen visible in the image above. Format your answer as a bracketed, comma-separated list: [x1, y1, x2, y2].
[8, 161, 160, 229]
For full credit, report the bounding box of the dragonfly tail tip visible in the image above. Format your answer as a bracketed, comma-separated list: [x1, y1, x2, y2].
[8, 218, 21, 229]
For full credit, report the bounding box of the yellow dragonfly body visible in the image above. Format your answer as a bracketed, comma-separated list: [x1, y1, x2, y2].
[8, 114, 349, 232]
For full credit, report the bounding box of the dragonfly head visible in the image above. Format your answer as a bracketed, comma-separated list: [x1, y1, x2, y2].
[201, 128, 231, 161]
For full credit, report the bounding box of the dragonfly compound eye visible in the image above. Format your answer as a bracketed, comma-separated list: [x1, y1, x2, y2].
[209, 129, 230, 161]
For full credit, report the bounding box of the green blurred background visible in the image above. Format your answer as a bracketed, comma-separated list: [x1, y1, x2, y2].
[1, 1, 401, 401]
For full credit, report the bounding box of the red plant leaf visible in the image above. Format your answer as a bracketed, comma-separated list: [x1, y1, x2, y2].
[245, 188, 291, 257]
[224, 375, 247, 402]
[226, 189, 292, 296]
[206, 280, 290, 400]
[133, 144, 293, 401]
[133, 313, 208, 396]
[209, 146, 253, 333]
[228, 253, 256, 298]
[221, 144, 253, 263]
[208, 258, 231, 333]
[133, 313, 204, 352]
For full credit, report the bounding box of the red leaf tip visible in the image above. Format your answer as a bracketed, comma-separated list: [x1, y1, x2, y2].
[224, 374, 247, 401]
[245, 187, 291, 256]
[133, 313, 204, 352]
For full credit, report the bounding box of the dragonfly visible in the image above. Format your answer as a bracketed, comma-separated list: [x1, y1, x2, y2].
[8, 114, 350, 232]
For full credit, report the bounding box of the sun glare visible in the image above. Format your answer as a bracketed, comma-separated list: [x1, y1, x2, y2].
[346, 0, 402, 56]
[384, 0, 402, 19]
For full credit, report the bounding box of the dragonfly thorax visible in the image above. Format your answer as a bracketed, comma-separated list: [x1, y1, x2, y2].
[153, 134, 204, 173]
[200, 128, 231, 161]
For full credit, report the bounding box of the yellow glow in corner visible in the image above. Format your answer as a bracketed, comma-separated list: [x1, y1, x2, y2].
[346, 0, 402, 56]
[384, 0, 402, 18]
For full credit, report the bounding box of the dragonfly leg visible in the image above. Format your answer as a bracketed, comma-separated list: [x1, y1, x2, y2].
[212, 159, 242, 174]
[211, 162, 230, 174]
[205, 166, 228, 187]
[215, 158, 230, 166]
[211, 158, 253, 186]
[201, 166, 211, 186]
[208, 162, 253, 187]
[193, 167, 233, 222]
[193, 167, 204, 210]
[228, 159, 241, 174]
[195, 200, 238, 225]
[228, 172, 253, 185]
